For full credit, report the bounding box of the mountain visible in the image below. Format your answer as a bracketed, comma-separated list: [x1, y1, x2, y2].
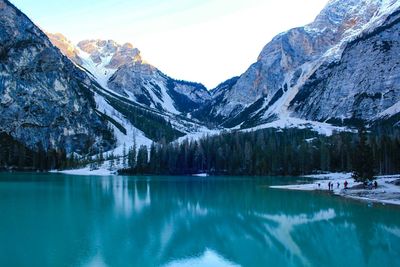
[46, 33, 83, 65]
[2, 0, 400, 162]
[48, 37, 211, 115]
[0, 0, 115, 154]
[197, 0, 400, 129]
[47, 34, 214, 152]
[289, 3, 400, 127]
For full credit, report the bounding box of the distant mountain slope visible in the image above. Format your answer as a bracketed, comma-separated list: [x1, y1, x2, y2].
[197, 0, 400, 130]
[48, 34, 214, 150]
[49, 37, 211, 115]
[0, 0, 115, 154]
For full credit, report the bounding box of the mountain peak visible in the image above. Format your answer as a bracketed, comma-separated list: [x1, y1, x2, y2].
[77, 39, 142, 69]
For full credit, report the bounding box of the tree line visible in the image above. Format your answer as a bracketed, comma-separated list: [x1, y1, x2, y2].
[0, 132, 79, 171]
[119, 127, 400, 177]
[2, 126, 399, 177]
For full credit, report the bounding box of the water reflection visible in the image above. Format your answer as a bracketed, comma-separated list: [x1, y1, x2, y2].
[164, 249, 239, 267]
[0, 174, 399, 267]
[256, 209, 336, 266]
[98, 177, 152, 216]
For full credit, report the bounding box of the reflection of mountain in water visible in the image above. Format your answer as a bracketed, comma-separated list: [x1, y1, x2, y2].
[69, 176, 400, 267]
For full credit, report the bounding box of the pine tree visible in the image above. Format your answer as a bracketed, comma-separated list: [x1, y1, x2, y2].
[352, 126, 375, 182]
[128, 140, 137, 170]
[99, 147, 104, 164]
[122, 143, 127, 168]
[137, 145, 148, 173]
[109, 153, 115, 171]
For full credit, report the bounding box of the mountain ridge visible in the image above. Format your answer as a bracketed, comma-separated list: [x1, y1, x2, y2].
[196, 0, 400, 130]
[1, 0, 400, 160]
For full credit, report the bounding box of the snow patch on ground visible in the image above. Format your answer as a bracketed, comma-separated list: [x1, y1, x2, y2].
[377, 100, 400, 118]
[53, 166, 114, 176]
[303, 172, 353, 180]
[175, 128, 222, 144]
[270, 173, 400, 206]
[243, 117, 351, 136]
[54, 158, 129, 176]
[192, 173, 209, 177]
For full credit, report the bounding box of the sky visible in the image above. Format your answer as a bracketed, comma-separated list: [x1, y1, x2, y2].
[11, 0, 328, 89]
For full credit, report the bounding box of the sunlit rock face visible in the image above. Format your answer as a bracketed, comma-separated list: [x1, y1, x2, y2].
[47, 32, 83, 65]
[0, 0, 115, 153]
[203, 0, 400, 128]
[77, 39, 142, 68]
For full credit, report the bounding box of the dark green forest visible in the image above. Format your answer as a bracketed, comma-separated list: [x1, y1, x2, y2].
[1, 126, 400, 176]
[0, 132, 78, 171]
[120, 127, 400, 176]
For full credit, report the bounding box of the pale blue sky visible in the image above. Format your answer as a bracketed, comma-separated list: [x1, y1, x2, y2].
[11, 0, 328, 88]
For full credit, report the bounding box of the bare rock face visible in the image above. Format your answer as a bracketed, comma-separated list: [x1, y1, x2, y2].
[0, 0, 115, 153]
[289, 8, 400, 125]
[47, 32, 83, 65]
[77, 39, 141, 68]
[203, 0, 400, 128]
[107, 61, 211, 114]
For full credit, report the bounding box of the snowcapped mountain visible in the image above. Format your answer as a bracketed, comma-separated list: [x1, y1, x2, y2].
[78, 39, 141, 69]
[198, 0, 400, 129]
[0, 0, 115, 154]
[48, 34, 214, 155]
[48, 37, 211, 115]
[2, 0, 400, 160]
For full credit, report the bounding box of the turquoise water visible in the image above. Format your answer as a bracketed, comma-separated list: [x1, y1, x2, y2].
[0, 173, 399, 267]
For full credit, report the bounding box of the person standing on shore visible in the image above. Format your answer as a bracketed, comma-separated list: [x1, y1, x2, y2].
[344, 180, 348, 189]
[328, 182, 331, 191]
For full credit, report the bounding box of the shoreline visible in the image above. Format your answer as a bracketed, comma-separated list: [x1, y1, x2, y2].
[35, 170, 400, 206]
[270, 173, 400, 206]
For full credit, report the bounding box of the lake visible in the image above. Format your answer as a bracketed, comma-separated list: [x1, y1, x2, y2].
[0, 173, 399, 267]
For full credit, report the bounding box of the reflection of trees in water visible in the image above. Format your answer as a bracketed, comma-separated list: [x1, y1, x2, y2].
[346, 203, 400, 267]
[65, 176, 400, 267]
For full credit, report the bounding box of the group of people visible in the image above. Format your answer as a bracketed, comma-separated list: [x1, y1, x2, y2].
[326, 181, 347, 190]
[317, 180, 378, 190]
[317, 181, 348, 190]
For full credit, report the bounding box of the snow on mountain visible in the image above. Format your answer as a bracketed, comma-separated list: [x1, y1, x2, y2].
[78, 39, 142, 69]
[48, 37, 211, 115]
[199, 0, 400, 130]
[289, 6, 400, 126]
[7, 0, 400, 163]
[48, 34, 214, 156]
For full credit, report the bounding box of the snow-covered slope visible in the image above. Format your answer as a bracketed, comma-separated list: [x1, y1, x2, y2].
[198, 0, 400, 129]
[48, 37, 212, 115]
[48, 35, 215, 154]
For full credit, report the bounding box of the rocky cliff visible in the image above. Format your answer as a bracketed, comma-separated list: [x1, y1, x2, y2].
[199, 0, 400, 129]
[0, 0, 115, 153]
